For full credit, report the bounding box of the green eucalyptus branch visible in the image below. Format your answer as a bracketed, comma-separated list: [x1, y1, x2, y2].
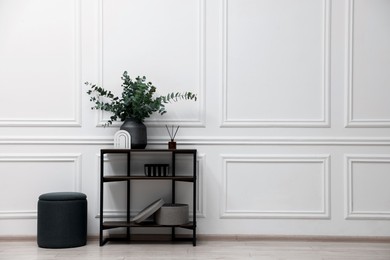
[85, 71, 197, 126]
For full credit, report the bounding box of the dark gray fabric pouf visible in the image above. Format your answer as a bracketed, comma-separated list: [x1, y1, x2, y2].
[37, 192, 87, 248]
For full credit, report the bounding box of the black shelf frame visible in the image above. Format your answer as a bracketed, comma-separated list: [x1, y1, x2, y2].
[99, 149, 197, 246]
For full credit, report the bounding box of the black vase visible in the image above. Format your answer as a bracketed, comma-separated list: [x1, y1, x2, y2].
[120, 118, 147, 149]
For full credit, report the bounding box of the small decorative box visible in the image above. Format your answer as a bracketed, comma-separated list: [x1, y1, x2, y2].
[155, 204, 189, 225]
[144, 164, 169, 177]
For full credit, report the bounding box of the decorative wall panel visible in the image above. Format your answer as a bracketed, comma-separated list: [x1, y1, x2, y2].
[222, 0, 330, 127]
[0, 154, 81, 219]
[99, 0, 205, 126]
[0, 0, 81, 126]
[346, 0, 390, 127]
[345, 155, 390, 219]
[221, 155, 330, 218]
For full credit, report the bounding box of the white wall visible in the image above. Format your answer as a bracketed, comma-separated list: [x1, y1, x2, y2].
[0, 0, 390, 238]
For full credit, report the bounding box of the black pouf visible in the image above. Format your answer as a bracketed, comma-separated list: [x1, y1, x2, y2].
[37, 192, 87, 248]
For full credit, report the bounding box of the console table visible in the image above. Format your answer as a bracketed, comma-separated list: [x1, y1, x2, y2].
[99, 149, 197, 246]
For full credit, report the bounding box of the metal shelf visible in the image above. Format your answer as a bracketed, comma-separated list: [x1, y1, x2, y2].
[103, 176, 195, 182]
[99, 149, 197, 246]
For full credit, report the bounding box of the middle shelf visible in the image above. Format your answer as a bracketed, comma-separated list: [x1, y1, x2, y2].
[103, 176, 195, 182]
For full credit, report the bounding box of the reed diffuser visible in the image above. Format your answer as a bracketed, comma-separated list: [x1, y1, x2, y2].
[166, 125, 180, 149]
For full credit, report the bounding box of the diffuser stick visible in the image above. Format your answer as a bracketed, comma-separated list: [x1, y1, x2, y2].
[165, 125, 180, 141]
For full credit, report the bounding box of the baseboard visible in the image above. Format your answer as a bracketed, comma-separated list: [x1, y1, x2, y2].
[197, 234, 390, 243]
[1, 234, 390, 243]
[0, 236, 36, 242]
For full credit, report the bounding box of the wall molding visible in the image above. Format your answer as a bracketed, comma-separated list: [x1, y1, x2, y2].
[97, 0, 206, 127]
[345, 0, 390, 128]
[0, 0, 82, 127]
[0, 136, 114, 145]
[221, 154, 330, 219]
[345, 154, 390, 220]
[221, 0, 331, 127]
[0, 153, 82, 219]
[151, 137, 390, 146]
[1, 136, 390, 146]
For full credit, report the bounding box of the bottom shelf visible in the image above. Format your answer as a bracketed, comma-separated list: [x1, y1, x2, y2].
[100, 221, 196, 246]
[102, 221, 195, 229]
[100, 231, 196, 246]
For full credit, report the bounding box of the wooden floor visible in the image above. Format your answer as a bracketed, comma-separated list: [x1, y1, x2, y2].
[1, 238, 390, 260]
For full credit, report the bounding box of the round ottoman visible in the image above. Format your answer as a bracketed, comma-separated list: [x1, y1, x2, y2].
[37, 192, 87, 248]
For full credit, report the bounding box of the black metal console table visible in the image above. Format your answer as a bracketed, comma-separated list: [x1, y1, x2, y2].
[99, 149, 197, 246]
